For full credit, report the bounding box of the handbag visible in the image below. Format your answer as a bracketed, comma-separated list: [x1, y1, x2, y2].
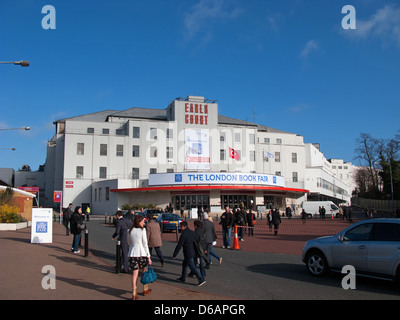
[141, 266, 157, 284]
[77, 221, 86, 231]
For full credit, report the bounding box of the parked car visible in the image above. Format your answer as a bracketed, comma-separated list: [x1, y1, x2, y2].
[302, 218, 400, 282]
[142, 209, 163, 220]
[156, 213, 182, 232]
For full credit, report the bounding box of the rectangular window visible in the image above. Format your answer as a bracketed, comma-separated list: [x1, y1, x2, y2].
[276, 138, 282, 144]
[150, 128, 157, 140]
[105, 187, 110, 201]
[87, 128, 94, 134]
[98, 188, 102, 201]
[264, 138, 270, 144]
[99, 167, 107, 179]
[77, 143, 84, 155]
[100, 144, 107, 156]
[250, 151, 256, 161]
[150, 146, 157, 158]
[167, 128, 173, 139]
[166, 147, 173, 159]
[220, 132, 226, 142]
[249, 134, 255, 145]
[132, 145, 140, 157]
[220, 149, 226, 161]
[132, 168, 139, 179]
[235, 132, 241, 143]
[76, 166, 83, 179]
[102, 128, 109, 135]
[132, 126, 140, 138]
[116, 144, 123, 157]
[293, 172, 298, 182]
[150, 168, 157, 174]
[292, 153, 297, 163]
[275, 152, 281, 162]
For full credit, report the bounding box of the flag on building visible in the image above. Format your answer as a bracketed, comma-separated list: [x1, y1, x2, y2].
[263, 151, 274, 159]
[229, 147, 240, 160]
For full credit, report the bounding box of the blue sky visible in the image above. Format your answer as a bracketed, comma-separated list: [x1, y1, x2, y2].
[1, 0, 399, 171]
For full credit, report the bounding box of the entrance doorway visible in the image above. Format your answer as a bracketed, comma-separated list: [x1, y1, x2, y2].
[172, 194, 210, 211]
[220, 194, 254, 209]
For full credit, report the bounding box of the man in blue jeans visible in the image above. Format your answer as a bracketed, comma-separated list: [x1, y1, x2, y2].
[219, 206, 233, 248]
[173, 221, 206, 287]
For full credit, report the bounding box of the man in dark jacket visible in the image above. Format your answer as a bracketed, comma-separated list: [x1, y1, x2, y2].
[112, 210, 132, 273]
[235, 208, 247, 241]
[219, 206, 233, 248]
[271, 208, 281, 236]
[62, 203, 73, 235]
[173, 221, 206, 286]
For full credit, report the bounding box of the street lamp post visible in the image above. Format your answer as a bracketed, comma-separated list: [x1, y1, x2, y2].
[0, 127, 30, 131]
[0, 60, 30, 67]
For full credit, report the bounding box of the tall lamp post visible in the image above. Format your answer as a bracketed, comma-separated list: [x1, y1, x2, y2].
[0, 60, 30, 67]
[0, 127, 30, 131]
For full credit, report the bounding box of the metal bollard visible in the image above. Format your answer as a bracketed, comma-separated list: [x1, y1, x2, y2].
[116, 240, 121, 274]
[84, 229, 89, 257]
[176, 224, 179, 242]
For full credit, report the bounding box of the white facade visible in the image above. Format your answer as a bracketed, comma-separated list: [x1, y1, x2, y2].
[42, 96, 352, 215]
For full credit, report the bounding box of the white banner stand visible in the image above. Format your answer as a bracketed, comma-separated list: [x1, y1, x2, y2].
[31, 208, 53, 243]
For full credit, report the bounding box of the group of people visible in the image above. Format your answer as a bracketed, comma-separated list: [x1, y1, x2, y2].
[111, 209, 223, 300]
[219, 205, 258, 246]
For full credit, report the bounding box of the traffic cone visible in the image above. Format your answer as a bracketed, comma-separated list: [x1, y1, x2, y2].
[233, 225, 240, 250]
[331, 211, 334, 220]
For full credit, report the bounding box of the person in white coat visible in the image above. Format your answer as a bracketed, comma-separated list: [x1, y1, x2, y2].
[128, 214, 152, 300]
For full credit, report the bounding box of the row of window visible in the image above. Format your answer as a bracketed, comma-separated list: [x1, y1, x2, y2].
[78, 142, 298, 163]
[77, 143, 173, 158]
[94, 187, 110, 202]
[220, 133, 283, 145]
[76, 165, 300, 182]
[87, 126, 173, 139]
[87, 126, 284, 146]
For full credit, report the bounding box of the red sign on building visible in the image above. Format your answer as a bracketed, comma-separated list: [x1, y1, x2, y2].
[53, 191, 62, 203]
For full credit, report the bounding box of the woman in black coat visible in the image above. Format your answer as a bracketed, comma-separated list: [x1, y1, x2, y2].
[69, 206, 84, 253]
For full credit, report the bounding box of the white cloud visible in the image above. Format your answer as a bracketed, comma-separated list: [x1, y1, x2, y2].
[301, 39, 319, 58]
[345, 4, 400, 47]
[183, 0, 241, 41]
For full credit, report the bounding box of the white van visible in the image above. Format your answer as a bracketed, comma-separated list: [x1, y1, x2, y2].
[302, 201, 340, 218]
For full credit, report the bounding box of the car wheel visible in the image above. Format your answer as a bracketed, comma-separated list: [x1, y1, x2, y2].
[306, 250, 328, 277]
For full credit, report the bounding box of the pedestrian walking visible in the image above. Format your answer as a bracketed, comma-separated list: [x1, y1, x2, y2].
[219, 206, 233, 248]
[267, 210, 273, 230]
[271, 208, 281, 236]
[85, 206, 91, 221]
[62, 203, 73, 235]
[128, 215, 152, 300]
[202, 213, 218, 268]
[173, 221, 206, 287]
[235, 207, 247, 241]
[146, 214, 165, 267]
[112, 210, 132, 273]
[246, 210, 255, 236]
[190, 220, 207, 280]
[301, 209, 307, 224]
[286, 206, 292, 219]
[69, 206, 85, 253]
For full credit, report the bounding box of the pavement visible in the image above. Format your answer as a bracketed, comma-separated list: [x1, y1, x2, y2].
[0, 211, 368, 300]
[0, 220, 230, 300]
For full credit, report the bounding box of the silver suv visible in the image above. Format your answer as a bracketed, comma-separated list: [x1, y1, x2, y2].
[302, 219, 400, 281]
